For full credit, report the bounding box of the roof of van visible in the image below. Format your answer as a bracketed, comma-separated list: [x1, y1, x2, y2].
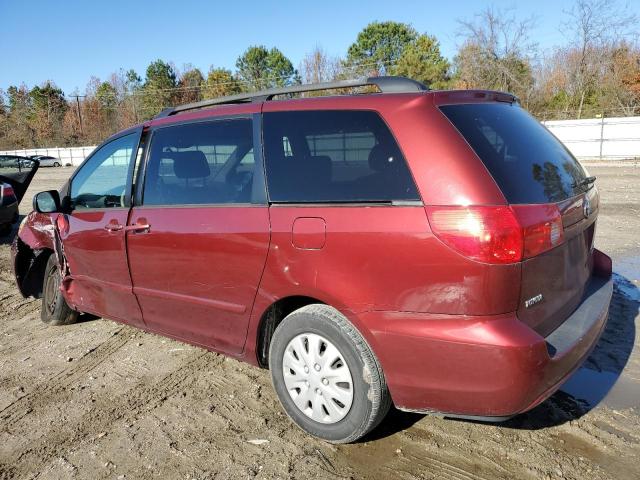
[109, 76, 517, 138]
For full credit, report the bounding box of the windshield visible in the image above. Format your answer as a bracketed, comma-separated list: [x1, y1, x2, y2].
[440, 103, 589, 204]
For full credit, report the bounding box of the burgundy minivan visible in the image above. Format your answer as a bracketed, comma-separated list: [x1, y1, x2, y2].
[12, 77, 613, 443]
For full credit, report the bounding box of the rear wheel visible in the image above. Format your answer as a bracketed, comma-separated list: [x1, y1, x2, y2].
[53, 162, 61, 167]
[41, 254, 78, 325]
[269, 304, 391, 443]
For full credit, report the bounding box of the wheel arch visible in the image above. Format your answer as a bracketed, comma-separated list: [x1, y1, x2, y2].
[254, 295, 325, 368]
[14, 237, 54, 299]
[251, 294, 383, 373]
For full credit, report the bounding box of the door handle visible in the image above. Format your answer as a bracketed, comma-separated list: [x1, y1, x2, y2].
[125, 223, 150, 233]
[104, 223, 123, 232]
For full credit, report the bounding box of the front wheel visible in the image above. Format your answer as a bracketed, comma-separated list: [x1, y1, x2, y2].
[41, 254, 78, 325]
[269, 304, 391, 443]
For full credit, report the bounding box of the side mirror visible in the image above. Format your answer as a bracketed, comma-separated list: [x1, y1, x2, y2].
[33, 190, 61, 213]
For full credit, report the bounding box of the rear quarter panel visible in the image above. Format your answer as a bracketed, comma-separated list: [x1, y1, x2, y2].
[244, 205, 521, 362]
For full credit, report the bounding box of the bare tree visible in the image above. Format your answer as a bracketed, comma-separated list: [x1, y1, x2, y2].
[454, 7, 538, 105]
[300, 46, 341, 84]
[600, 42, 640, 115]
[561, 0, 639, 117]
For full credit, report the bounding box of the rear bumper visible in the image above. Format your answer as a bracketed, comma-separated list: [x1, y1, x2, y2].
[362, 249, 613, 419]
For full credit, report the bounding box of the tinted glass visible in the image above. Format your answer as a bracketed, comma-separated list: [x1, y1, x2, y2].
[263, 110, 419, 203]
[71, 133, 137, 209]
[0, 156, 22, 174]
[440, 103, 588, 204]
[143, 119, 255, 206]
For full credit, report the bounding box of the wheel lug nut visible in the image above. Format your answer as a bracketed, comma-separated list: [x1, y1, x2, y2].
[304, 366, 309, 373]
[322, 378, 328, 385]
[314, 364, 321, 371]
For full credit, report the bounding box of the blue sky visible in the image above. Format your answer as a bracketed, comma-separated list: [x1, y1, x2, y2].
[2, 0, 638, 94]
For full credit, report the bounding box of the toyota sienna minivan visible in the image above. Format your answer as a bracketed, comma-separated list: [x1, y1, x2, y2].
[12, 76, 613, 443]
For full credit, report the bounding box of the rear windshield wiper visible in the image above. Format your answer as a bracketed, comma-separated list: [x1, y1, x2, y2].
[572, 176, 596, 189]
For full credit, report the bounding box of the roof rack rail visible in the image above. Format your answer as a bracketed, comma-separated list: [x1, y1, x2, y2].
[154, 76, 428, 119]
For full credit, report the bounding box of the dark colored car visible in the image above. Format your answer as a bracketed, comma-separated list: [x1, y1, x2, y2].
[0, 156, 38, 236]
[12, 77, 612, 443]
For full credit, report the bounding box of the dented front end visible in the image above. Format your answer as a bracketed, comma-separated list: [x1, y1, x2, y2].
[12, 211, 58, 298]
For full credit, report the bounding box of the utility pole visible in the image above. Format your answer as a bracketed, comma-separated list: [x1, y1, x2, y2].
[70, 95, 84, 135]
[132, 94, 138, 123]
[599, 112, 605, 161]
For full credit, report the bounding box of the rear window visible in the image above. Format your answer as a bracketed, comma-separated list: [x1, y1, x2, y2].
[440, 103, 588, 204]
[263, 110, 419, 203]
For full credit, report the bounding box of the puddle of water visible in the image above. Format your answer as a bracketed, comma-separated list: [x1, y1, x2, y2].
[559, 367, 640, 411]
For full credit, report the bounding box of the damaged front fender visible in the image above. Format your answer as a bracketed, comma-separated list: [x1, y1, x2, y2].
[12, 211, 58, 298]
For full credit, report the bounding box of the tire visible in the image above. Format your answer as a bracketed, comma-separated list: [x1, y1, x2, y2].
[41, 254, 78, 326]
[53, 162, 61, 167]
[269, 304, 391, 443]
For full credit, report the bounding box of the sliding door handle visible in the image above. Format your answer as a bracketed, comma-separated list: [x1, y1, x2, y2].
[125, 223, 150, 233]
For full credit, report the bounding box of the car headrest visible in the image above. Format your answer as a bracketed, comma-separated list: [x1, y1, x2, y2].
[368, 144, 400, 172]
[167, 151, 211, 179]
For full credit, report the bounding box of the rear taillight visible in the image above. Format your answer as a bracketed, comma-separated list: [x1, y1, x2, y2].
[1, 183, 15, 199]
[511, 204, 564, 259]
[425, 204, 564, 264]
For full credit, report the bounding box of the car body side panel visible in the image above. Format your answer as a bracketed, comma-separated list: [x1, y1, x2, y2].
[263, 205, 520, 314]
[126, 205, 271, 355]
[61, 209, 144, 327]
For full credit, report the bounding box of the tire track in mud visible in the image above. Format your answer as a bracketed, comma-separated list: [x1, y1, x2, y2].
[376, 448, 504, 480]
[0, 277, 39, 321]
[405, 452, 493, 480]
[0, 327, 131, 428]
[0, 466, 17, 480]
[8, 352, 219, 476]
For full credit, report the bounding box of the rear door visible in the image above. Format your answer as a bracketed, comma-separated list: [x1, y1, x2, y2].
[440, 102, 597, 336]
[126, 115, 270, 354]
[0, 156, 39, 203]
[261, 107, 430, 315]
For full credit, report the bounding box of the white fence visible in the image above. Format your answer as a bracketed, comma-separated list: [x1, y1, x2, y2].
[0, 146, 96, 166]
[543, 116, 640, 161]
[1, 115, 639, 164]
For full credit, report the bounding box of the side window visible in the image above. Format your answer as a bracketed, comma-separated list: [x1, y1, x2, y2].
[70, 133, 138, 209]
[142, 119, 256, 206]
[0, 156, 19, 173]
[263, 110, 420, 203]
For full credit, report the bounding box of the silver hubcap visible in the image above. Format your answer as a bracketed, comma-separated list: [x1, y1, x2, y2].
[282, 333, 354, 424]
[45, 264, 61, 314]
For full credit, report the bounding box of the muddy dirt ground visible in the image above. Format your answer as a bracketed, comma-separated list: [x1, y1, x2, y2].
[0, 164, 639, 480]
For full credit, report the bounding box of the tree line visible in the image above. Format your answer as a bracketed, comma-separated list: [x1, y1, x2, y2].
[0, 0, 638, 150]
